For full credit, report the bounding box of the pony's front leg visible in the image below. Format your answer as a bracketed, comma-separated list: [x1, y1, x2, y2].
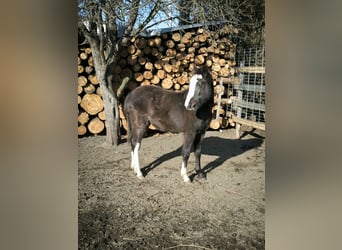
[181, 134, 194, 182]
[180, 160, 190, 183]
[194, 133, 206, 179]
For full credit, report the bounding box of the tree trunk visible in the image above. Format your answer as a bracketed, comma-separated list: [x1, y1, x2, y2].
[97, 67, 118, 145]
[89, 48, 120, 146]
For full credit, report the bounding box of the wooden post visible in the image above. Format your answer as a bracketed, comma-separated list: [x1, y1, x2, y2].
[216, 78, 223, 120]
[235, 68, 244, 139]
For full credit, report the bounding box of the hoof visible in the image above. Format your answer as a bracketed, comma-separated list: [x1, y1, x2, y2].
[137, 175, 144, 180]
[197, 172, 206, 179]
[183, 175, 191, 183]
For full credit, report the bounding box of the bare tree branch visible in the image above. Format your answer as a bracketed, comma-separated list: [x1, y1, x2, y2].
[133, 0, 162, 36]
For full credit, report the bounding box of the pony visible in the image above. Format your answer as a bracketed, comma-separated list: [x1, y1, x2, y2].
[123, 65, 213, 182]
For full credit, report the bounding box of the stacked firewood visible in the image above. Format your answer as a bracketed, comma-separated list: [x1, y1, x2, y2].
[78, 47, 106, 136]
[78, 26, 239, 137]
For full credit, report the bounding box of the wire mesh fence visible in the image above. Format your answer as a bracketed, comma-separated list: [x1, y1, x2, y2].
[224, 46, 265, 135]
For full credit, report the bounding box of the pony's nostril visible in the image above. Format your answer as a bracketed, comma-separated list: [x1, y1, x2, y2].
[187, 99, 196, 110]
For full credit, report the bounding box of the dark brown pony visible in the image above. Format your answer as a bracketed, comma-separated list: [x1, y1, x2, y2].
[124, 65, 213, 182]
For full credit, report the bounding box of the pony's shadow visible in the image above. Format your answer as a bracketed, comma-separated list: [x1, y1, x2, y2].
[141, 134, 264, 181]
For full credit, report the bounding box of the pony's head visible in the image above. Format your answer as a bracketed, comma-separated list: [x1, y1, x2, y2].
[184, 65, 213, 111]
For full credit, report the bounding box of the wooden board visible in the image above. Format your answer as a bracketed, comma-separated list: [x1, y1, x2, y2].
[238, 66, 265, 74]
[232, 115, 265, 131]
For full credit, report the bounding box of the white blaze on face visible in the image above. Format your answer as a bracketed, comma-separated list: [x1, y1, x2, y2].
[184, 74, 202, 108]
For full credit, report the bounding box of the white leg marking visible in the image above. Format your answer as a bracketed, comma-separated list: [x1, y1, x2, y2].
[133, 143, 143, 178]
[184, 74, 202, 108]
[130, 151, 134, 169]
[181, 161, 190, 182]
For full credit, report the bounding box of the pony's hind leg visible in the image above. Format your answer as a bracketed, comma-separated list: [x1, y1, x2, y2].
[131, 140, 143, 179]
[129, 117, 148, 179]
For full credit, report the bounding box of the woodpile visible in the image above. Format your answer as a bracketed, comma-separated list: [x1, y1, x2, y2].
[78, 46, 106, 136]
[78, 25, 239, 137]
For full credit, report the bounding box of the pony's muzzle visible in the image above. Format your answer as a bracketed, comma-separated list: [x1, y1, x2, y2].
[186, 99, 197, 111]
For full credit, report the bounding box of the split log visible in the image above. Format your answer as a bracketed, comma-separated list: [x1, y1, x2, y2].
[78, 65, 84, 74]
[141, 79, 151, 86]
[98, 110, 106, 121]
[195, 54, 205, 65]
[198, 47, 207, 54]
[77, 85, 82, 95]
[166, 40, 175, 48]
[211, 63, 221, 72]
[79, 52, 87, 60]
[85, 66, 94, 74]
[80, 94, 104, 115]
[154, 37, 162, 46]
[88, 56, 94, 66]
[145, 62, 154, 70]
[83, 84, 96, 94]
[157, 69, 166, 79]
[166, 48, 177, 57]
[147, 38, 155, 47]
[78, 125, 87, 136]
[151, 75, 160, 85]
[85, 47, 92, 54]
[196, 34, 208, 43]
[78, 95, 81, 104]
[174, 83, 181, 90]
[143, 71, 153, 80]
[197, 28, 204, 34]
[161, 78, 173, 89]
[134, 72, 144, 82]
[206, 60, 213, 67]
[163, 64, 172, 73]
[88, 75, 99, 85]
[177, 75, 187, 85]
[154, 60, 163, 69]
[219, 67, 229, 77]
[78, 112, 89, 125]
[128, 45, 136, 54]
[87, 117, 105, 134]
[78, 76, 88, 87]
[171, 33, 181, 42]
[218, 59, 226, 67]
[209, 119, 221, 130]
[177, 43, 186, 52]
[134, 49, 143, 57]
[188, 47, 196, 54]
[96, 86, 102, 96]
[127, 55, 137, 65]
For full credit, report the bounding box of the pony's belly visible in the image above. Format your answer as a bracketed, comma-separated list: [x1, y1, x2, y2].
[149, 119, 183, 133]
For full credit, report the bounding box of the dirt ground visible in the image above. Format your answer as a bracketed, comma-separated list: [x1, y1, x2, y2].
[78, 127, 265, 249]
